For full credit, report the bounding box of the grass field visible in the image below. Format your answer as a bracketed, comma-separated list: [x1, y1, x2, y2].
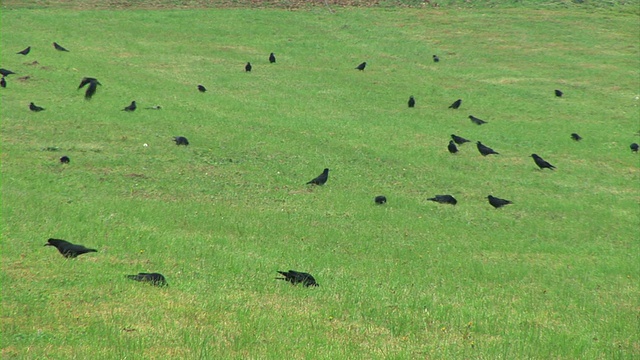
[1, 1, 639, 359]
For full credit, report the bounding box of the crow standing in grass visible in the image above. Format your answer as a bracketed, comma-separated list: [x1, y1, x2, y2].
[571, 133, 582, 141]
[78, 77, 101, 100]
[631, 143, 639, 152]
[269, 52, 276, 63]
[306, 168, 329, 185]
[433, 55, 440, 62]
[427, 195, 457, 205]
[531, 154, 555, 170]
[53, 42, 70, 52]
[408, 96, 415, 108]
[469, 115, 487, 125]
[126, 273, 168, 287]
[375, 195, 387, 204]
[0, 77, 5, 88]
[122, 101, 137, 112]
[197, 85, 206, 92]
[449, 99, 462, 109]
[17, 46, 31, 55]
[451, 134, 470, 145]
[60, 156, 70, 164]
[555, 89, 563, 97]
[0, 69, 16, 77]
[245, 62, 252, 72]
[29, 102, 45, 112]
[45, 238, 97, 258]
[487, 195, 512, 209]
[448, 140, 459, 154]
[276, 270, 319, 287]
[476, 141, 499, 156]
[173, 136, 189, 146]
[355, 62, 367, 71]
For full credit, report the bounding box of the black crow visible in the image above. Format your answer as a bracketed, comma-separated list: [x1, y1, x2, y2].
[631, 143, 639, 152]
[555, 89, 563, 97]
[476, 141, 499, 156]
[408, 96, 415, 108]
[571, 133, 582, 141]
[355, 62, 367, 71]
[487, 195, 512, 208]
[374, 195, 387, 204]
[427, 195, 457, 205]
[122, 101, 137, 112]
[126, 273, 168, 287]
[29, 102, 45, 112]
[531, 154, 555, 170]
[45, 238, 97, 258]
[60, 156, 70, 164]
[449, 99, 462, 109]
[448, 140, 458, 154]
[469, 115, 487, 125]
[306, 168, 329, 185]
[0, 69, 16, 77]
[433, 55, 439, 62]
[245, 62, 252, 72]
[197, 85, 206, 92]
[276, 270, 319, 287]
[269, 52, 276, 63]
[451, 134, 471, 145]
[17, 46, 31, 55]
[173, 136, 189, 146]
[53, 42, 69, 52]
[0, 77, 5, 88]
[78, 77, 101, 100]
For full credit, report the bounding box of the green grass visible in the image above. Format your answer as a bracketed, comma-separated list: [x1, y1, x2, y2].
[2, 3, 639, 359]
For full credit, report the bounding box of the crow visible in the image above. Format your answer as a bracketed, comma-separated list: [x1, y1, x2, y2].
[427, 195, 457, 205]
[53, 42, 70, 52]
[374, 195, 387, 204]
[45, 238, 97, 258]
[0, 69, 16, 77]
[0, 77, 5, 88]
[555, 89, 563, 97]
[433, 55, 440, 62]
[17, 46, 31, 55]
[78, 77, 101, 100]
[631, 143, 639, 152]
[197, 85, 206, 92]
[469, 115, 487, 125]
[449, 99, 462, 109]
[487, 195, 512, 209]
[306, 168, 329, 185]
[276, 270, 319, 287]
[448, 140, 459, 154]
[476, 141, 499, 156]
[355, 62, 367, 71]
[126, 273, 168, 287]
[408, 96, 415, 108]
[451, 134, 471, 145]
[60, 156, 70, 164]
[245, 62, 252, 72]
[269, 52, 276, 63]
[173, 136, 189, 146]
[531, 154, 555, 170]
[29, 102, 45, 112]
[571, 133, 582, 141]
[122, 101, 137, 112]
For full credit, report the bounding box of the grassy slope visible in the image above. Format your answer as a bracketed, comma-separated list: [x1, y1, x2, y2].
[1, 5, 639, 359]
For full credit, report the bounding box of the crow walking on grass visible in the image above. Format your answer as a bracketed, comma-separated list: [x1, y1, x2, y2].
[427, 195, 457, 205]
[476, 141, 499, 156]
[306, 168, 329, 185]
[408, 96, 415, 108]
[197, 85, 206, 92]
[126, 273, 168, 287]
[449, 99, 462, 109]
[375, 195, 387, 204]
[245, 62, 252, 72]
[469, 115, 487, 125]
[0, 69, 16, 77]
[0, 77, 5, 88]
[451, 134, 470, 145]
[60, 156, 70, 164]
[269, 53, 276, 63]
[276, 270, 319, 287]
[53, 42, 70, 52]
[571, 133, 582, 141]
[45, 238, 97, 258]
[531, 154, 555, 170]
[122, 101, 137, 112]
[631, 143, 639, 152]
[173, 136, 189, 146]
[487, 195, 512, 209]
[433, 55, 440, 62]
[448, 140, 458, 154]
[355, 62, 367, 71]
[17, 46, 31, 55]
[29, 102, 45, 112]
[555, 89, 563, 97]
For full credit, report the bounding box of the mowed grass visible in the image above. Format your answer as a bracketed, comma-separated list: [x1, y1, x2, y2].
[1, 4, 639, 359]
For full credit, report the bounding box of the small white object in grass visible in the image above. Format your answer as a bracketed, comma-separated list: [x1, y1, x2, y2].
[143, 143, 148, 147]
